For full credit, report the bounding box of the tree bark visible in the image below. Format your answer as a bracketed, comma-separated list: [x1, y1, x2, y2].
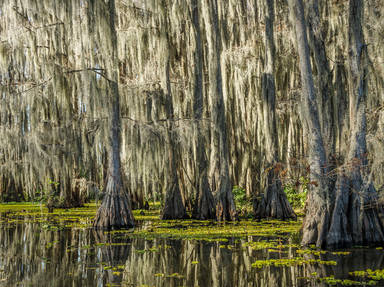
[191, 0, 216, 220]
[290, 0, 331, 247]
[202, 0, 237, 221]
[306, 0, 335, 157]
[326, 0, 384, 248]
[254, 0, 296, 220]
[160, 0, 188, 220]
[292, 0, 384, 248]
[93, 0, 134, 229]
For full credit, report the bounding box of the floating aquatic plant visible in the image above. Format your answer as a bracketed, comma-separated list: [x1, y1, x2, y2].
[349, 269, 384, 281]
[251, 257, 337, 268]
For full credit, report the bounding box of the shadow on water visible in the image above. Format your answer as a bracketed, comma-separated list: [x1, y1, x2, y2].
[1, 217, 384, 286]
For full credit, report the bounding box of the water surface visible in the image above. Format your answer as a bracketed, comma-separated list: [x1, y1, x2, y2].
[0, 207, 383, 286]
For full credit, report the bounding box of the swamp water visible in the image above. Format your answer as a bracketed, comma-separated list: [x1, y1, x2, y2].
[0, 204, 384, 287]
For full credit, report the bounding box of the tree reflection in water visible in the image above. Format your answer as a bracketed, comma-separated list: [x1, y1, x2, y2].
[1, 221, 384, 286]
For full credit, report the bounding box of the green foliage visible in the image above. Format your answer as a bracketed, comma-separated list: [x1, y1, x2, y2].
[232, 186, 247, 207]
[33, 179, 61, 206]
[284, 176, 308, 209]
[47, 179, 60, 188]
[34, 189, 46, 202]
[232, 186, 252, 217]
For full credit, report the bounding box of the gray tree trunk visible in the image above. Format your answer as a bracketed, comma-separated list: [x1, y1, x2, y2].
[290, 0, 331, 247]
[94, 0, 134, 229]
[306, 0, 335, 158]
[191, 0, 216, 220]
[326, 0, 384, 248]
[254, 0, 296, 220]
[292, 0, 384, 248]
[202, 0, 237, 221]
[160, 0, 188, 220]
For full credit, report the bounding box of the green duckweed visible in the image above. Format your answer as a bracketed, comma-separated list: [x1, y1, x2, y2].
[349, 269, 384, 281]
[251, 257, 337, 268]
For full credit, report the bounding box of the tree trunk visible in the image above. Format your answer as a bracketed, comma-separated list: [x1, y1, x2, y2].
[191, 0, 216, 220]
[160, 0, 188, 220]
[93, 0, 134, 229]
[290, 0, 331, 247]
[326, 0, 384, 248]
[292, 0, 384, 248]
[202, 0, 237, 221]
[254, 0, 296, 220]
[306, 0, 335, 158]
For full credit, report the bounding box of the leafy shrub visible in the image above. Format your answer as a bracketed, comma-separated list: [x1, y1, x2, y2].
[284, 176, 308, 209]
[232, 186, 252, 216]
[34, 179, 60, 205]
[233, 186, 247, 207]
